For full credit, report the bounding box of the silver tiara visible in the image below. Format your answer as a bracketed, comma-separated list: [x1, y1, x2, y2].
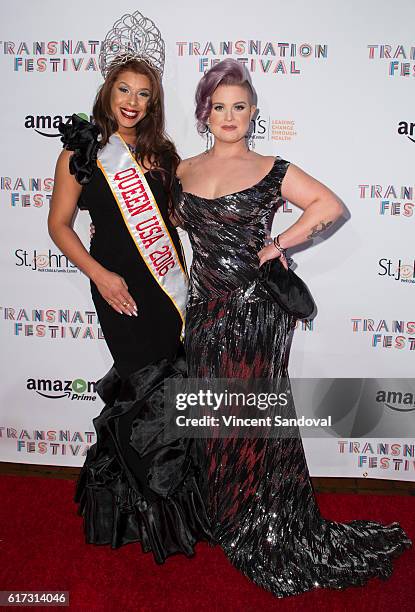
[99, 11, 165, 78]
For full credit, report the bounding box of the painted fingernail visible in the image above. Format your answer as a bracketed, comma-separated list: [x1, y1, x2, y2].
[132, 311, 138, 316]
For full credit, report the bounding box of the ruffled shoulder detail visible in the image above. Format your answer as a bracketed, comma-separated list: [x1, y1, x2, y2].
[58, 114, 100, 185]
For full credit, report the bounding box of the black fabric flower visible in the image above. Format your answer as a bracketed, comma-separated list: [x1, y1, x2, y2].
[58, 114, 100, 185]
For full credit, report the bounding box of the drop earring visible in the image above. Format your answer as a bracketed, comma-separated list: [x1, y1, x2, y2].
[205, 124, 213, 152]
[246, 116, 255, 150]
[246, 127, 255, 150]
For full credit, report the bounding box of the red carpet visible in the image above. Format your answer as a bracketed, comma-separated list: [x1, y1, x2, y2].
[0, 474, 413, 612]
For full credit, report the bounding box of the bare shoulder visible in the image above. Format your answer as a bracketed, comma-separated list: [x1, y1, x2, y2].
[263, 153, 277, 168]
[177, 153, 205, 179]
[282, 162, 313, 183]
[54, 149, 82, 193]
[54, 149, 73, 179]
[56, 148, 72, 168]
[248, 152, 277, 172]
[254, 153, 276, 164]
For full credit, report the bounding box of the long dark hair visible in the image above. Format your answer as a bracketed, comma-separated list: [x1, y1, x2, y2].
[92, 59, 180, 208]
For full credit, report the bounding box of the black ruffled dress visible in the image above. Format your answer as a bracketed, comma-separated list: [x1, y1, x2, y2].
[59, 114, 211, 563]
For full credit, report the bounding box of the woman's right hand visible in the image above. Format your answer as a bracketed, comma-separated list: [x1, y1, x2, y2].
[258, 243, 289, 270]
[93, 269, 137, 316]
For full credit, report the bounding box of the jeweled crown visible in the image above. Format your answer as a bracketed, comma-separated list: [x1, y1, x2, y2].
[99, 11, 165, 78]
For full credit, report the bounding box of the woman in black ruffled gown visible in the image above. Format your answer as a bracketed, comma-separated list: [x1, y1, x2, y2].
[48, 58, 211, 563]
[176, 59, 411, 597]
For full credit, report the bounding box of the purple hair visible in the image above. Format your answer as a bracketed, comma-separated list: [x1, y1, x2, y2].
[195, 59, 255, 134]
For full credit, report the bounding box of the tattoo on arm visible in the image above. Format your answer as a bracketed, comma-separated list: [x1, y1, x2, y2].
[307, 221, 333, 239]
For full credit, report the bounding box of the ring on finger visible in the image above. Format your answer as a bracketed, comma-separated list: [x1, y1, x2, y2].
[122, 301, 130, 307]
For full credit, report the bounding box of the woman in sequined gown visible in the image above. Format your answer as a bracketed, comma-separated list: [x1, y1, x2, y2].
[176, 59, 411, 597]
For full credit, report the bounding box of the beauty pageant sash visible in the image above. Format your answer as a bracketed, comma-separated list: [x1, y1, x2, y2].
[97, 133, 188, 329]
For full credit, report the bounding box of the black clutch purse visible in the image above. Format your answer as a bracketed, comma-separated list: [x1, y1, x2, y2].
[259, 257, 315, 319]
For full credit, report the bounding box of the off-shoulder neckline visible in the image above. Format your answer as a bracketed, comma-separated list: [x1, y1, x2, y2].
[180, 156, 281, 201]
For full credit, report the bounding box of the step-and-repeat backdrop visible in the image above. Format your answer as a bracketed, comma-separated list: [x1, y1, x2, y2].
[1, 0, 414, 479]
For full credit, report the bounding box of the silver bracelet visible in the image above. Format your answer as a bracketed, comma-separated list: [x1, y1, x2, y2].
[273, 234, 287, 258]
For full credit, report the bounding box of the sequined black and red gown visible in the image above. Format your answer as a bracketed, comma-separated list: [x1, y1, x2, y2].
[176, 156, 411, 597]
[59, 114, 211, 564]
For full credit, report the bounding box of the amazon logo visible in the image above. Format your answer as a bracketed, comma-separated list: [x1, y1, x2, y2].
[24, 113, 92, 137]
[398, 121, 415, 144]
[27, 377, 96, 401]
[376, 389, 415, 412]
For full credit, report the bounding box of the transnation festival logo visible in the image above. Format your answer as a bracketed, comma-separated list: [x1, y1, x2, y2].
[1, 10, 165, 75]
[338, 440, 415, 474]
[0, 306, 104, 340]
[367, 44, 415, 77]
[1, 39, 101, 72]
[357, 183, 414, 218]
[176, 40, 328, 75]
[0, 425, 95, 457]
[1, 175, 54, 207]
[293, 319, 314, 332]
[351, 318, 415, 350]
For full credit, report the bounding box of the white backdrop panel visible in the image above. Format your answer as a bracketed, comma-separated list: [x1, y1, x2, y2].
[1, 0, 414, 478]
